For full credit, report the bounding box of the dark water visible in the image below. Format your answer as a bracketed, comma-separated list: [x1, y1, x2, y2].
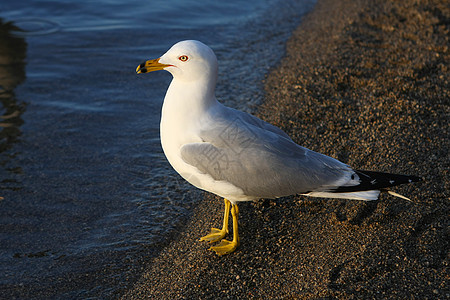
[0, 0, 314, 298]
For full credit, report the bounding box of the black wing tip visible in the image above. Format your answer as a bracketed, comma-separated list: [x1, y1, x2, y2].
[413, 175, 424, 183]
[356, 170, 423, 183]
[410, 175, 424, 183]
[333, 170, 423, 193]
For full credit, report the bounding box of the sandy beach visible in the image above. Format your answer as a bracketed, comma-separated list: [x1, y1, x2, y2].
[122, 0, 448, 298]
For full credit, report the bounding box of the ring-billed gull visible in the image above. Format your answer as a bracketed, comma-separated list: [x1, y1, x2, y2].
[136, 40, 422, 256]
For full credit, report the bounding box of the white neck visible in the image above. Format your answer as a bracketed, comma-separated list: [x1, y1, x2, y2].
[164, 77, 217, 115]
[160, 77, 219, 150]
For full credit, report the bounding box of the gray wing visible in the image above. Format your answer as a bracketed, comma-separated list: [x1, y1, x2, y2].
[180, 107, 351, 199]
[227, 107, 293, 140]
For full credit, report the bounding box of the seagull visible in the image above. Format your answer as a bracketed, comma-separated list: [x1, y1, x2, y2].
[136, 40, 422, 256]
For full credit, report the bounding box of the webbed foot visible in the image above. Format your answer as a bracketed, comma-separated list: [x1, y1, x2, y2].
[199, 227, 228, 243]
[210, 238, 239, 256]
[200, 199, 240, 256]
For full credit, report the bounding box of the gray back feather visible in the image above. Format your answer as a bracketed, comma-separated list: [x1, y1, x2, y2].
[180, 106, 350, 198]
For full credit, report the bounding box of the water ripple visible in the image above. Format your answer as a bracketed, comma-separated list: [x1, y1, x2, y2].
[10, 18, 60, 36]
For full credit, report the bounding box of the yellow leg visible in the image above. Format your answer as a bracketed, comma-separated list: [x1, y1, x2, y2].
[210, 203, 240, 256]
[199, 199, 231, 243]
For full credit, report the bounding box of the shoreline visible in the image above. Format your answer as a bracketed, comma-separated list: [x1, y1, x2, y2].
[123, 0, 448, 298]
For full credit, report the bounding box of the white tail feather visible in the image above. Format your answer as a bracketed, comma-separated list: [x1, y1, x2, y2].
[302, 190, 380, 201]
[302, 190, 413, 202]
[386, 190, 412, 202]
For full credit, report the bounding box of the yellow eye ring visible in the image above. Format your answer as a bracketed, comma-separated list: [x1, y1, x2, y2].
[178, 55, 189, 62]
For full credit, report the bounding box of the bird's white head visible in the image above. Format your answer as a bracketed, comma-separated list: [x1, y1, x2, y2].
[136, 40, 218, 84]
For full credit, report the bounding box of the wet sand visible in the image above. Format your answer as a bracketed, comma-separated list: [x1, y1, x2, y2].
[122, 0, 448, 298]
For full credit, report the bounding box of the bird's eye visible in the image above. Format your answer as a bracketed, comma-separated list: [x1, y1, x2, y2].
[178, 55, 189, 62]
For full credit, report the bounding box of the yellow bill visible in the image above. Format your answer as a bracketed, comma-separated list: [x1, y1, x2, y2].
[136, 58, 171, 74]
